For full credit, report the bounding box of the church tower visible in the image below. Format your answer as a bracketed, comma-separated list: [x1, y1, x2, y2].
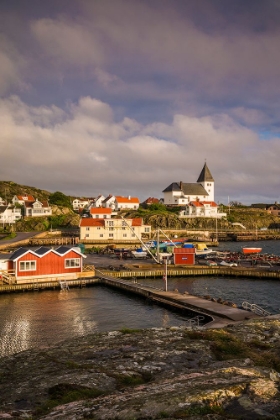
[197, 163, 214, 202]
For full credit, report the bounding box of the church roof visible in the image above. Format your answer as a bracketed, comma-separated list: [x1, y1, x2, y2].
[197, 163, 214, 183]
[162, 183, 182, 193]
[162, 182, 208, 196]
[181, 183, 208, 196]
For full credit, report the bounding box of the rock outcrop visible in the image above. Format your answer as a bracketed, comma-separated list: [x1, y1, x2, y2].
[0, 317, 279, 419]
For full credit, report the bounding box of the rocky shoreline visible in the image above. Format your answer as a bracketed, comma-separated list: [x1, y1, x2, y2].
[0, 316, 280, 420]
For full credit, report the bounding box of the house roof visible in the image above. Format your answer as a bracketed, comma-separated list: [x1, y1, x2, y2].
[16, 195, 35, 201]
[90, 207, 112, 214]
[9, 246, 83, 260]
[24, 200, 50, 208]
[102, 195, 114, 203]
[80, 218, 105, 227]
[188, 201, 217, 207]
[197, 163, 214, 183]
[0, 205, 8, 213]
[131, 218, 143, 226]
[143, 197, 160, 204]
[115, 196, 139, 204]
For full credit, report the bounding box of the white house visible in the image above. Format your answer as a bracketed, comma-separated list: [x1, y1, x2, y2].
[90, 195, 105, 208]
[12, 195, 35, 205]
[180, 201, 227, 219]
[80, 217, 151, 241]
[102, 195, 116, 209]
[24, 199, 52, 217]
[72, 198, 92, 211]
[0, 205, 22, 224]
[162, 163, 214, 206]
[115, 196, 140, 211]
[90, 207, 112, 219]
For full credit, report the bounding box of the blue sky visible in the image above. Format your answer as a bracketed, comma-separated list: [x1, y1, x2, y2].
[1, 0, 280, 204]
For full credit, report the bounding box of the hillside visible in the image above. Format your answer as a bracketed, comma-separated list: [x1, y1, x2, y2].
[0, 181, 53, 203]
[1, 181, 280, 233]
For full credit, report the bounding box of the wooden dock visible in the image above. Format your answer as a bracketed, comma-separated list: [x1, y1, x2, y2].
[95, 270, 261, 327]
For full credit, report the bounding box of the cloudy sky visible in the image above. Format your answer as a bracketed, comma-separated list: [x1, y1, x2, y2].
[1, 0, 280, 204]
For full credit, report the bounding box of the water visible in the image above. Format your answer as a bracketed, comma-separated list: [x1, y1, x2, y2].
[0, 240, 279, 358]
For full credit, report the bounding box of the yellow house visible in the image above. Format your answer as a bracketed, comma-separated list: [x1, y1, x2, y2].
[80, 217, 151, 241]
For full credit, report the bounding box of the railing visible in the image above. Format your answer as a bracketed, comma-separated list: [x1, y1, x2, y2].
[1, 270, 16, 285]
[186, 315, 205, 327]
[242, 301, 271, 317]
[82, 264, 95, 272]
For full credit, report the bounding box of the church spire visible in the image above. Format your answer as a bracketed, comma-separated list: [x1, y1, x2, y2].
[197, 162, 214, 183]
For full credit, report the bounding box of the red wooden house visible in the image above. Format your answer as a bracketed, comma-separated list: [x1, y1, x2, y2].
[6, 246, 88, 284]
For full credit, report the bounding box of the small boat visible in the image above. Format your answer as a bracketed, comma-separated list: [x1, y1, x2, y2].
[195, 243, 214, 257]
[242, 247, 262, 254]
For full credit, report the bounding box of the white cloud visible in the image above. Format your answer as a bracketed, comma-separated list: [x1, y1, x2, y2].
[1, 95, 280, 204]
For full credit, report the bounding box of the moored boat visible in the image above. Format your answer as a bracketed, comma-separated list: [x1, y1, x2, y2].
[242, 247, 262, 254]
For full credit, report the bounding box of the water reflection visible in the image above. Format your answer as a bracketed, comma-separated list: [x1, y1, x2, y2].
[0, 286, 188, 358]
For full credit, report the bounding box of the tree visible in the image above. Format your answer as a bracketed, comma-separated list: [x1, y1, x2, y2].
[49, 191, 71, 208]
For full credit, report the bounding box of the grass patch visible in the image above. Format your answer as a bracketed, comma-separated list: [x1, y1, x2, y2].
[119, 327, 142, 334]
[185, 329, 280, 370]
[36, 383, 104, 416]
[172, 403, 224, 418]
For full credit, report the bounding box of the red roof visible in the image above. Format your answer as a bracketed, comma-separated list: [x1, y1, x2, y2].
[189, 201, 217, 207]
[144, 197, 160, 204]
[17, 195, 35, 201]
[115, 196, 139, 204]
[131, 218, 143, 226]
[80, 219, 105, 227]
[90, 208, 112, 214]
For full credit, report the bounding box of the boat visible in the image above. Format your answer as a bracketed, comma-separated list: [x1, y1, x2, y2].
[242, 247, 262, 254]
[194, 243, 214, 257]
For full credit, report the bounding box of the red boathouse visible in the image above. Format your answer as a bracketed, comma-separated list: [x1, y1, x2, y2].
[6, 246, 90, 284]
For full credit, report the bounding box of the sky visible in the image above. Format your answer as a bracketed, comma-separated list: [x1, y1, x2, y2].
[1, 0, 280, 205]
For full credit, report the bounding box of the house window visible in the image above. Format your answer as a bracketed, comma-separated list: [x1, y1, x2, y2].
[108, 221, 114, 226]
[19, 260, 36, 271]
[109, 233, 114, 237]
[132, 234, 135, 237]
[109, 227, 114, 231]
[123, 234, 127, 237]
[122, 227, 126, 230]
[145, 227, 150, 232]
[65, 258, 80, 268]
[85, 234, 89, 238]
[86, 227, 90, 231]
[100, 234, 103, 237]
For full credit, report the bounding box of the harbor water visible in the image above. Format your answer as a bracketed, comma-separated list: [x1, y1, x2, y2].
[0, 240, 280, 358]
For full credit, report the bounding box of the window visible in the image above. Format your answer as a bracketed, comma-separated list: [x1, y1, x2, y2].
[109, 227, 114, 231]
[100, 234, 103, 237]
[123, 234, 127, 237]
[86, 227, 90, 231]
[145, 227, 150, 232]
[85, 234, 89, 238]
[108, 221, 114, 226]
[122, 227, 126, 230]
[19, 260, 36, 271]
[132, 234, 135, 237]
[65, 258, 80, 268]
[109, 233, 113, 237]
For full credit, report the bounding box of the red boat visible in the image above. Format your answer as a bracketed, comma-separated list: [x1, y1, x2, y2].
[242, 247, 262, 254]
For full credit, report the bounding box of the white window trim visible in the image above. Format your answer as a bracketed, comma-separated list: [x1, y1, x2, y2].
[19, 260, 36, 271]
[65, 258, 81, 268]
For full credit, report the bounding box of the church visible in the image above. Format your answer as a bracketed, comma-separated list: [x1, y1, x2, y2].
[162, 162, 214, 206]
[162, 163, 226, 218]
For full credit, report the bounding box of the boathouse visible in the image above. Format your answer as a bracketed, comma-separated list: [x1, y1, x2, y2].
[5, 246, 87, 284]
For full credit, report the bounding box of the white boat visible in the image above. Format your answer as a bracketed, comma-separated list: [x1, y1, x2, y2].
[130, 250, 148, 259]
[195, 243, 214, 257]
